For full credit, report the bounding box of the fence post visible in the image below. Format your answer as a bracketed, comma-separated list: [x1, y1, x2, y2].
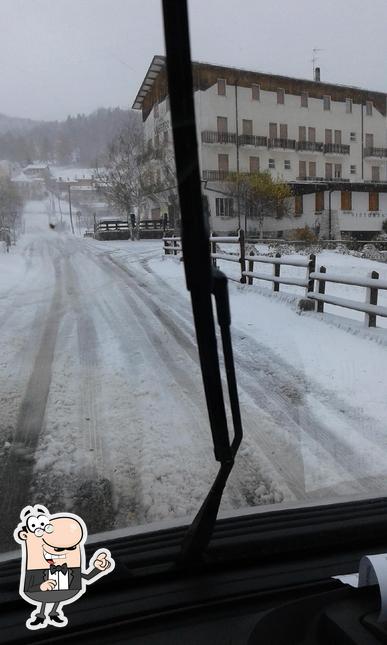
[173, 235, 178, 256]
[316, 266, 326, 313]
[273, 252, 281, 292]
[210, 234, 217, 268]
[248, 252, 254, 285]
[365, 270, 379, 328]
[239, 228, 246, 283]
[307, 253, 316, 296]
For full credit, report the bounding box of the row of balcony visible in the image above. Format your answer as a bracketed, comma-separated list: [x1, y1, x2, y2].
[203, 170, 357, 182]
[201, 131, 387, 157]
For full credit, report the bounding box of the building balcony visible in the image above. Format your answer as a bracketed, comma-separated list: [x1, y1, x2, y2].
[296, 176, 325, 182]
[364, 147, 387, 158]
[323, 143, 350, 155]
[268, 137, 296, 150]
[201, 130, 237, 144]
[203, 170, 231, 181]
[297, 141, 324, 153]
[238, 134, 267, 147]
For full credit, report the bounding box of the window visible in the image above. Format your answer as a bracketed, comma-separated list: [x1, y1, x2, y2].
[341, 191, 352, 210]
[325, 163, 333, 179]
[372, 166, 380, 181]
[301, 92, 308, 108]
[295, 194, 303, 215]
[350, 132, 356, 142]
[346, 98, 353, 113]
[217, 78, 226, 96]
[218, 153, 229, 172]
[242, 119, 253, 136]
[249, 156, 260, 172]
[369, 191, 379, 210]
[268, 158, 275, 169]
[334, 163, 342, 178]
[334, 130, 342, 145]
[308, 127, 316, 142]
[299, 160, 306, 178]
[217, 116, 228, 133]
[215, 197, 234, 217]
[315, 192, 324, 212]
[284, 160, 291, 170]
[323, 95, 331, 111]
[309, 161, 316, 178]
[350, 165, 356, 174]
[277, 88, 285, 104]
[299, 126, 306, 141]
[279, 123, 288, 139]
[365, 133, 374, 148]
[366, 100, 373, 115]
[154, 102, 159, 118]
[252, 84, 260, 100]
[325, 129, 332, 144]
[269, 122, 277, 139]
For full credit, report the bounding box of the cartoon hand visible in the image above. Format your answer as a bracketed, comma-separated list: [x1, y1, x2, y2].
[40, 580, 57, 591]
[93, 551, 111, 572]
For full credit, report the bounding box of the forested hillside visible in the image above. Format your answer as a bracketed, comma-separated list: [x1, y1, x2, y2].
[0, 107, 140, 166]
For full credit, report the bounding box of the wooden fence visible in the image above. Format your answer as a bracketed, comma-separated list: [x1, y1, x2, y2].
[308, 268, 387, 327]
[162, 230, 387, 328]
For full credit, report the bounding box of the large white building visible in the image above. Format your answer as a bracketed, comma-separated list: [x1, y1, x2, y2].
[133, 56, 387, 238]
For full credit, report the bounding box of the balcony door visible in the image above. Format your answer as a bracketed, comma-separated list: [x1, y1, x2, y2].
[217, 116, 228, 133]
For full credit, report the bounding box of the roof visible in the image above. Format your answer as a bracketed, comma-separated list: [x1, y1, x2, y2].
[132, 56, 166, 110]
[132, 55, 387, 116]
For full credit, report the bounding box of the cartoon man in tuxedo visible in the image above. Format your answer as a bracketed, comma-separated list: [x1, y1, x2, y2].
[14, 505, 115, 630]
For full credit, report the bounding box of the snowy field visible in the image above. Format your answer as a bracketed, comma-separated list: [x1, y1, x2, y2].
[1, 198, 387, 554]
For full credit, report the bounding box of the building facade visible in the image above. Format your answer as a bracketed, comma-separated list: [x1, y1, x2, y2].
[133, 56, 387, 237]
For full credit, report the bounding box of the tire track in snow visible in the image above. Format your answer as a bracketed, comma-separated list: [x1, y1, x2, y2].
[106, 253, 387, 500]
[0, 262, 63, 549]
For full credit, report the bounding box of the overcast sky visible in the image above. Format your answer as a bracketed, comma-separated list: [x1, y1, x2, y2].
[1, 0, 387, 122]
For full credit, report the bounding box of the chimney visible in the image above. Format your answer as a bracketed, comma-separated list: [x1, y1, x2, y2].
[314, 67, 321, 82]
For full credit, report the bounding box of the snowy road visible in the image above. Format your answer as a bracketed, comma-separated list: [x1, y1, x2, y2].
[1, 200, 387, 552]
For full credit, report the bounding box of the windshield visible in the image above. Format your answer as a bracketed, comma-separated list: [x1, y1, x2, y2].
[1, 0, 387, 556]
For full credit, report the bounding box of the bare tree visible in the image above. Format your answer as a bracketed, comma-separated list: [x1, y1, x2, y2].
[94, 122, 179, 232]
[0, 177, 24, 246]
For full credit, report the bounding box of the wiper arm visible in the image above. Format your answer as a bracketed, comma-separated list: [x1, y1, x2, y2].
[162, 0, 243, 564]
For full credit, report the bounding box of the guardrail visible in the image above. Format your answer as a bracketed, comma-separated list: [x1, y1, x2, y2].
[242, 253, 316, 294]
[308, 268, 387, 327]
[95, 219, 129, 231]
[162, 233, 387, 328]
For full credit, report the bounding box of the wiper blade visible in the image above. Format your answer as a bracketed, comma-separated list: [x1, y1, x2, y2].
[162, 0, 243, 563]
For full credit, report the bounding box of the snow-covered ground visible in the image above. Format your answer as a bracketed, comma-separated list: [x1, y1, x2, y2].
[1, 198, 387, 554]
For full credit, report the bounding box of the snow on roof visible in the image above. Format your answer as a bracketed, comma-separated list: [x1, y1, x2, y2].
[50, 166, 95, 180]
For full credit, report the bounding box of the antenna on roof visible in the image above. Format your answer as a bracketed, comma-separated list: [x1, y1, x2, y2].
[311, 47, 324, 80]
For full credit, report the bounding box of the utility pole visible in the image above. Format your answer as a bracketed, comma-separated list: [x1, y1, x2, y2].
[235, 81, 241, 228]
[68, 184, 75, 234]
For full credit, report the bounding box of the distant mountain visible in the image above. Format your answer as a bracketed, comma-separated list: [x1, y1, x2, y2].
[0, 107, 140, 166]
[0, 113, 40, 135]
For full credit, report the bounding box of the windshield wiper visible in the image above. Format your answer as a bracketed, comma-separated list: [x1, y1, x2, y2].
[162, 0, 243, 564]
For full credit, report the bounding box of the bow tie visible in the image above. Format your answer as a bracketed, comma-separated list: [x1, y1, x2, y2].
[50, 563, 68, 574]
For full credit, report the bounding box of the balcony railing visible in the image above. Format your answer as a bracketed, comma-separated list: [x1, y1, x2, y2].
[238, 134, 267, 147]
[201, 130, 237, 144]
[364, 147, 387, 158]
[203, 170, 231, 181]
[268, 138, 296, 150]
[297, 141, 324, 152]
[296, 176, 325, 182]
[323, 143, 350, 155]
